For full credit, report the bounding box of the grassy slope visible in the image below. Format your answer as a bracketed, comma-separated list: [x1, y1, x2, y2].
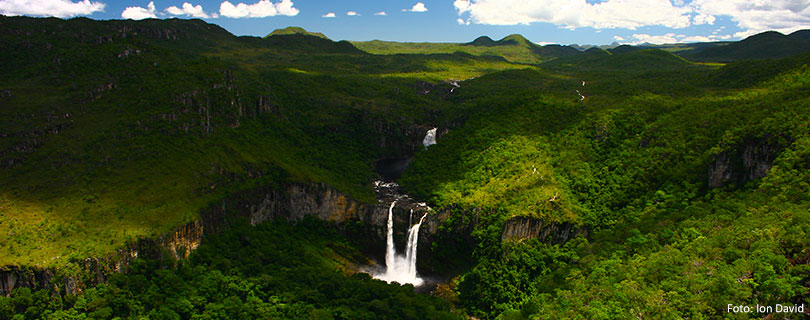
[0, 218, 461, 319]
[398, 45, 810, 318]
[0, 17, 528, 266]
[351, 34, 577, 65]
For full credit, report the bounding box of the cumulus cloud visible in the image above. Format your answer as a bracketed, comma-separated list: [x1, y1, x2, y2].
[0, 0, 105, 17]
[322, 12, 335, 18]
[403, 2, 427, 12]
[219, 0, 298, 18]
[166, 2, 209, 18]
[691, 0, 810, 37]
[454, 0, 810, 38]
[622, 32, 734, 45]
[374, 11, 386, 16]
[122, 1, 156, 20]
[453, 0, 691, 29]
[631, 33, 679, 44]
[347, 11, 357, 16]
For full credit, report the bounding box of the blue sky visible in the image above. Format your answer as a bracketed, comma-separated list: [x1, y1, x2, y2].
[2, 0, 809, 45]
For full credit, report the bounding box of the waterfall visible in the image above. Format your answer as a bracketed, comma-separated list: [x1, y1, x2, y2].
[405, 212, 427, 276]
[422, 128, 437, 148]
[374, 200, 426, 286]
[384, 201, 397, 272]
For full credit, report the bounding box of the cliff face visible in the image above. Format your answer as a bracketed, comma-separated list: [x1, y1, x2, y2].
[708, 138, 782, 188]
[1, 175, 583, 296]
[0, 219, 204, 296]
[501, 216, 587, 243]
[0, 181, 441, 296]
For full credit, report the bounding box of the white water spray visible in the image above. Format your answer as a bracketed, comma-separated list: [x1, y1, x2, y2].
[423, 128, 437, 148]
[375, 200, 426, 286]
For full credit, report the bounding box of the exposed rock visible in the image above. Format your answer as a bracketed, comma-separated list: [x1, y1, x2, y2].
[0, 180, 449, 296]
[708, 138, 783, 188]
[0, 219, 204, 296]
[501, 216, 587, 243]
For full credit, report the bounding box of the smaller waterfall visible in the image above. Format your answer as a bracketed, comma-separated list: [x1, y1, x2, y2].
[423, 128, 437, 148]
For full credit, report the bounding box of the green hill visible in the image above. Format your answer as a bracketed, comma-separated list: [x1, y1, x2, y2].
[266, 26, 330, 40]
[353, 34, 579, 65]
[685, 30, 810, 62]
[2, 16, 810, 320]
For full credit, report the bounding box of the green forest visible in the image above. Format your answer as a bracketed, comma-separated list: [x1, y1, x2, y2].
[1, 16, 809, 319]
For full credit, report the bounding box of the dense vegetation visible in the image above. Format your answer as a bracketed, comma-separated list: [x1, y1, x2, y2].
[0, 16, 525, 266]
[2, 16, 809, 320]
[400, 43, 810, 319]
[0, 217, 459, 319]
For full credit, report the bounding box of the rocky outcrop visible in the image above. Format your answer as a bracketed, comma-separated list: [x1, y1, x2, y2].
[708, 138, 783, 188]
[501, 216, 587, 243]
[0, 180, 446, 296]
[0, 219, 204, 296]
[247, 183, 374, 226]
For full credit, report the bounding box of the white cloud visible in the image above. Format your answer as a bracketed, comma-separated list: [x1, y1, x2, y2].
[631, 33, 679, 44]
[453, 0, 691, 29]
[453, 0, 810, 37]
[122, 1, 156, 20]
[691, 0, 810, 37]
[347, 11, 357, 16]
[322, 12, 335, 18]
[535, 41, 556, 45]
[692, 12, 715, 25]
[219, 0, 298, 18]
[623, 32, 736, 45]
[0, 0, 105, 17]
[166, 2, 209, 18]
[374, 11, 386, 16]
[403, 2, 427, 12]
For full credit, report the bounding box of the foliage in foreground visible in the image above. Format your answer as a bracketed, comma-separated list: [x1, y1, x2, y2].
[0, 217, 459, 320]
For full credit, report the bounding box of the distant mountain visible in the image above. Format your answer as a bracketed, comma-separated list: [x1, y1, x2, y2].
[263, 33, 362, 54]
[467, 36, 498, 47]
[688, 29, 810, 62]
[266, 26, 329, 40]
[569, 42, 621, 51]
[465, 34, 581, 60]
[609, 45, 643, 54]
[465, 34, 535, 48]
[533, 44, 581, 59]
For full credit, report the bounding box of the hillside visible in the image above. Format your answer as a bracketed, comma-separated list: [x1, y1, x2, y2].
[352, 34, 579, 65]
[2, 15, 515, 267]
[1, 17, 810, 320]
[265, 26, 329, 40]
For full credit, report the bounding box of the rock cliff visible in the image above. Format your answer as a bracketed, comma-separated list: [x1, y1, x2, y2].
[0, 181, 440, 296]
[708, 138, 783, 188]
[501, 216, 587, 243]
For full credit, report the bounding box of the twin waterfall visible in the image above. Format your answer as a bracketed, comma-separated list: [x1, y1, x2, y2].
[375, 200, 427, 286]
[372, 128, 437, 286]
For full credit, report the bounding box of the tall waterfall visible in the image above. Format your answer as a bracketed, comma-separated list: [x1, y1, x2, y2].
[375, 200, 426, 286]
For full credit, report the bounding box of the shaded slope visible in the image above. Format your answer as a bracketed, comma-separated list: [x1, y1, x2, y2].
[266, 26, 329, 40]
[690, 30, 810, 62]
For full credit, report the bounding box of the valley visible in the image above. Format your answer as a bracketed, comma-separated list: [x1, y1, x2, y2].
[1, 16, 809, 319]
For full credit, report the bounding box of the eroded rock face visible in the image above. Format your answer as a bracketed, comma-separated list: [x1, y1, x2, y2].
[0, 219, 204, 296]
[708, 138, 782, 188]
[501, 216, 587, 244]
[0, 181, 443, 296]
